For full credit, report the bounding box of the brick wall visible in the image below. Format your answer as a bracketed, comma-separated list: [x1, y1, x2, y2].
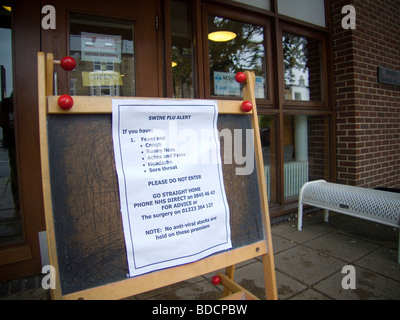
[331, 0, 400, 188]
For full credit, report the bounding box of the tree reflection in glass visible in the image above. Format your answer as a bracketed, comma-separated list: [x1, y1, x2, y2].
[208, 15, 266, 98]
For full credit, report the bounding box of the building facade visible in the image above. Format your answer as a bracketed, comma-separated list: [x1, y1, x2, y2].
[332, 0, 400, 188]
[0, 0, 398, 281]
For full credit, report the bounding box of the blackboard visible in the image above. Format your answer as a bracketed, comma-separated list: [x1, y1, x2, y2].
[47, 113, 263, 295]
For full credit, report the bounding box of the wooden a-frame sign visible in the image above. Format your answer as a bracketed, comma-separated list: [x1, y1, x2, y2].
[37, 52, 277, 300]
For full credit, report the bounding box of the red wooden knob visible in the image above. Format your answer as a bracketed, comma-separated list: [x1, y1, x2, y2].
[235, 72, 246, 83]
[60, 56, 76, 71]
[58, 94, 74, 110]
[211, 276, 221, 285]
[241, 100, 253, 112]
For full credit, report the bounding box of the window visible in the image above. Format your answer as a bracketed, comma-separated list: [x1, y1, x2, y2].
[93, 61, 101, 71]
[163, 2, 333, 216]
[278, 0, 326, 27]
[283, 32, 322, 102]
[232, 0, 270, 11]
[170, 0, 195, 98]
[283, 115, 330, 199]
[207, 15, 267, 99]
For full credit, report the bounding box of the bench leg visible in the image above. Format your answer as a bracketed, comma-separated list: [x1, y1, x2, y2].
[297, 204, 303, 231]
[324, 209, 329, 223]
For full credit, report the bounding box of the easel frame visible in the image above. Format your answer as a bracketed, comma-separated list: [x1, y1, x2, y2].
[37, 52, 277, 300]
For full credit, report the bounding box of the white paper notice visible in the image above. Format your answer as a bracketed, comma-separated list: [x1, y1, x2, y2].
[112, 99, 232, 277]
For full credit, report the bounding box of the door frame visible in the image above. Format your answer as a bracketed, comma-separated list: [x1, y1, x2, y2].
[0, 1, 45, 282]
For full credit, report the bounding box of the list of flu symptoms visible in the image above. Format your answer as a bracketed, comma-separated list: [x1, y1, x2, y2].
[112, 99, 231, 277]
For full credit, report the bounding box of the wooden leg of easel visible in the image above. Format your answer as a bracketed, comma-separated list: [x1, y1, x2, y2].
[38, 52, 62, 300]
[218, 273, 259, 300]
[45, 53, 54, 96]
[262, 253, 278, 300]
[244, 71, 278, 300]
[222, 265, 235, 297]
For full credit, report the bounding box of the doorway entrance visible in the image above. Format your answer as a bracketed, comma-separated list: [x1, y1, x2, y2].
[0, 0, 162, 282]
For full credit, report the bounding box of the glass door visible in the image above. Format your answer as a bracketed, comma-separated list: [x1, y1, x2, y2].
[42, 0, 161, 98]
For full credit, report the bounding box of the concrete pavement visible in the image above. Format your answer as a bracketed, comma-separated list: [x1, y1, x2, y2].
[1, 211, 399, 300]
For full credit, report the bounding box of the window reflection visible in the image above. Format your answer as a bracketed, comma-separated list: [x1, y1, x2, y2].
[69, 13, 135, 97]
[278, 0, 325, 27]
[171, 0, 195, 98]
[259, 115, 276, 203]
[283, 115, 329, 199]
[208, 15, 267, 98]
[283, 32, 322, 101]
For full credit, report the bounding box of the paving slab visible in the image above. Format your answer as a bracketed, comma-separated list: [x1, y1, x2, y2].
[131, 276, 208, 300]
[0, 288, 48, 300]
[271, 233, 297, 254]
[339, 221, 399, 250]
[314, 265, 400, 300]
[289, 288, 332, 300]
[354, 247, 400, 281]
[230, 260, 267, 300]
[274, 270, 307, 300]
[147, 279, 222, 300]
[304, 231, 379, 263]
[274, 245, 345, 286]
[272, 220, 330, 244]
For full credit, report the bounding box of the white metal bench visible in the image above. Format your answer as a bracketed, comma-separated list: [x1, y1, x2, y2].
[297, 180, 400, 263]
